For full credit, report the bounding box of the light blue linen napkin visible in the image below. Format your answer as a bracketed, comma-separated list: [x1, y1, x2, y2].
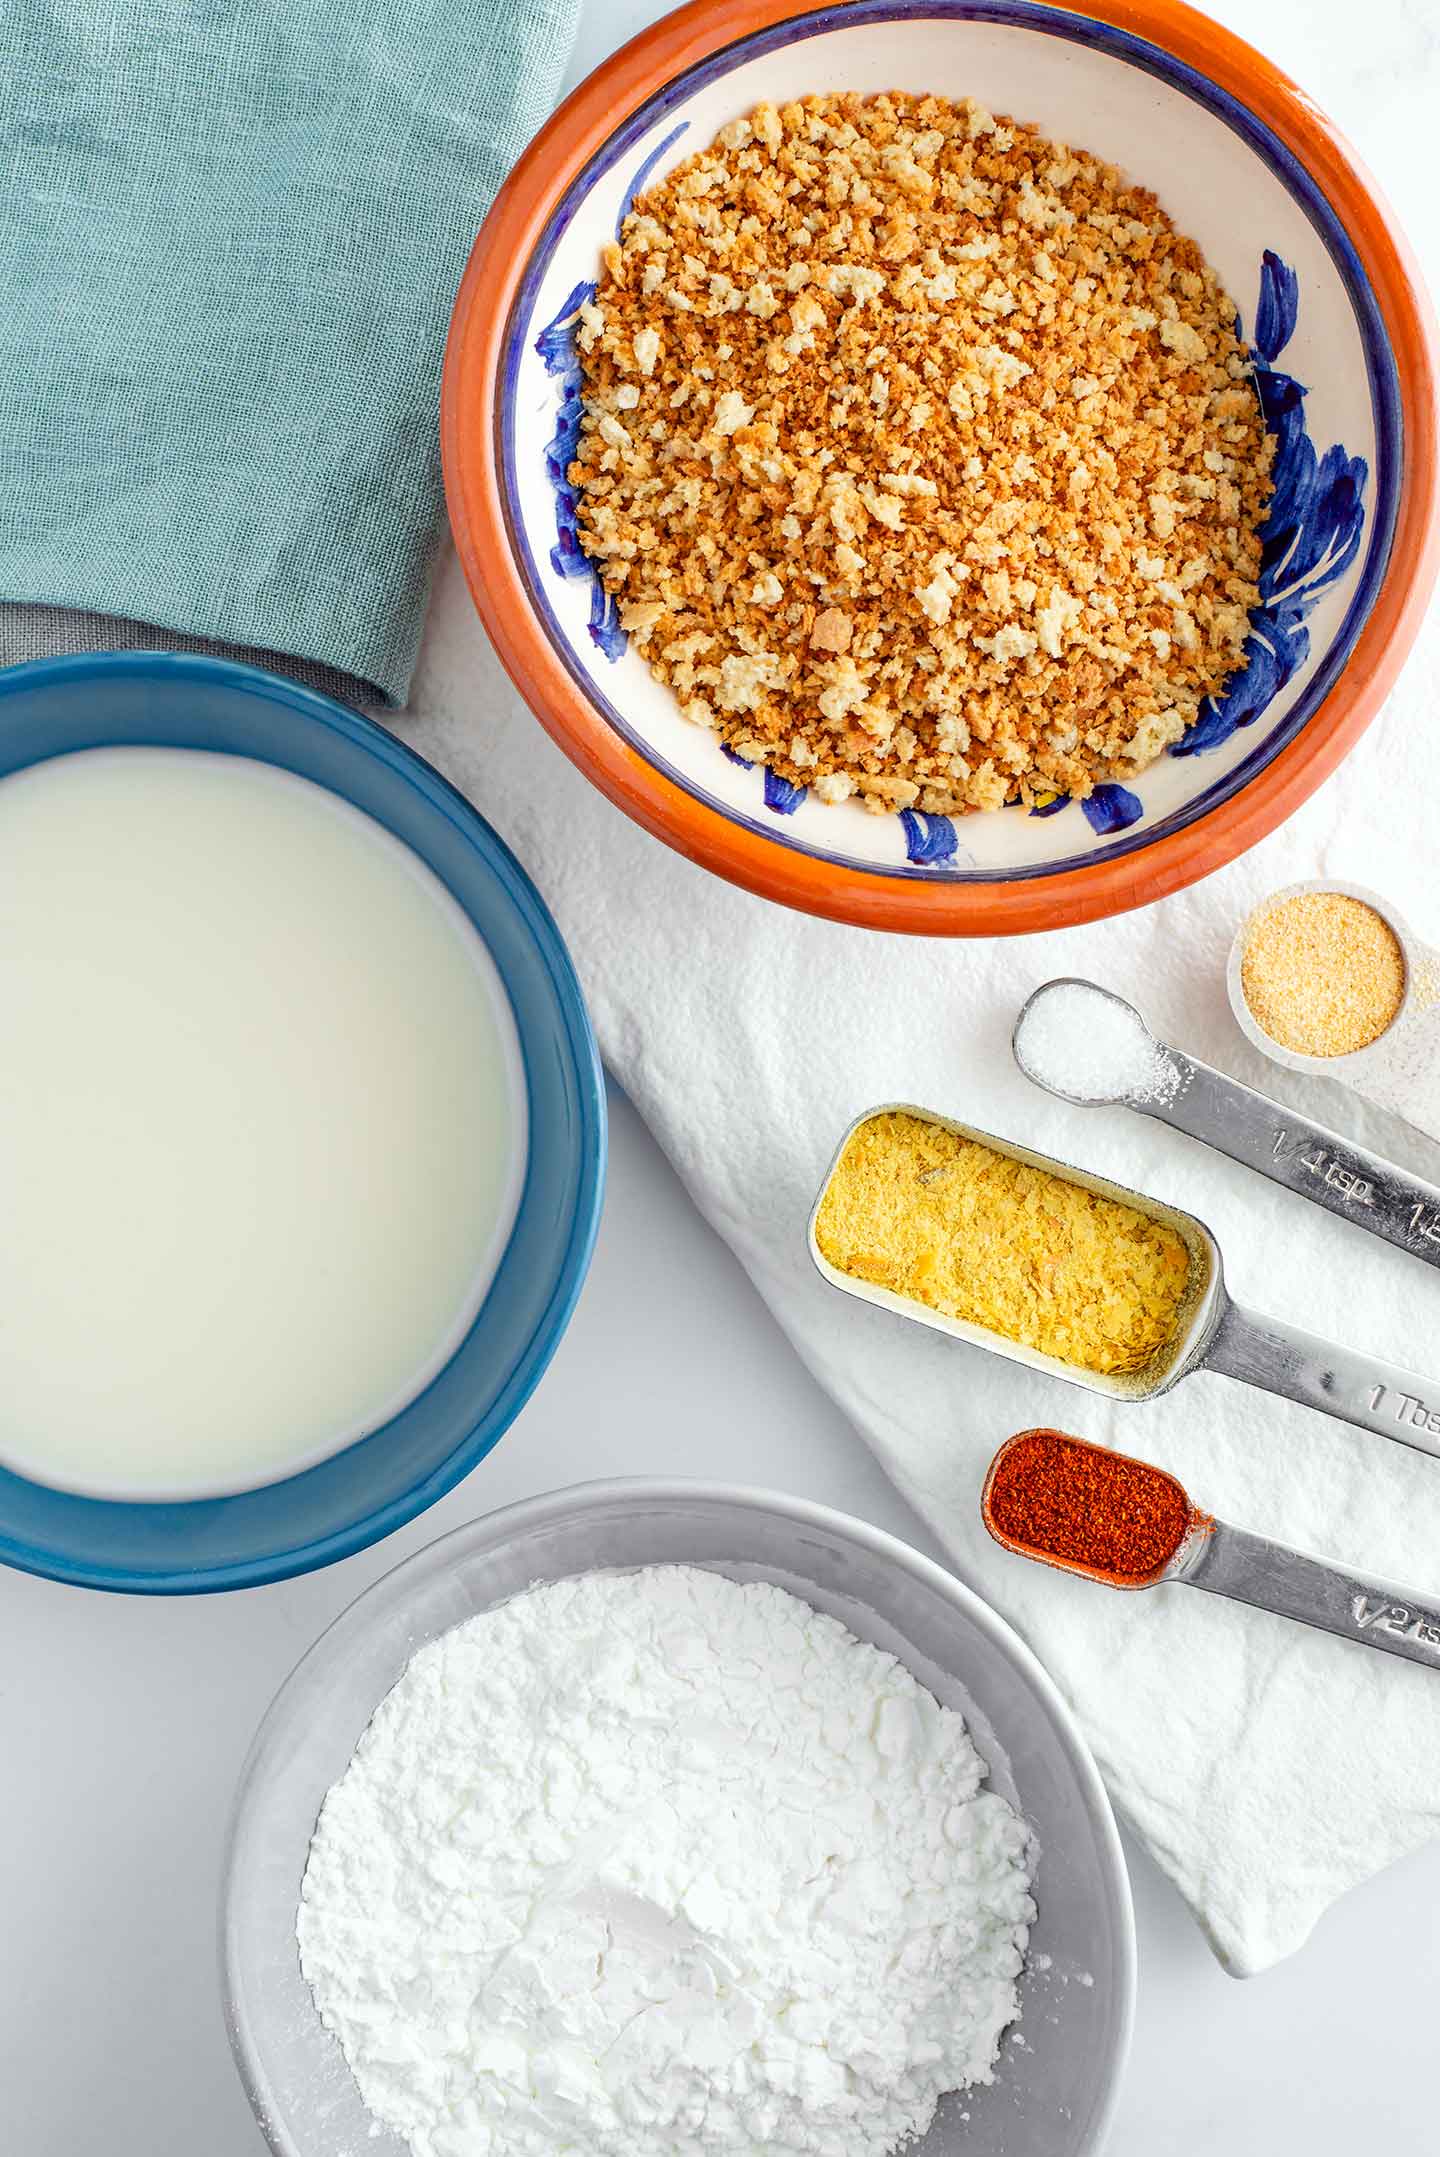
[0, 0, 580, 706]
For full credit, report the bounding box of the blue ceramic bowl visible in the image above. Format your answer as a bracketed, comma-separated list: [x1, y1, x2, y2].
[0, 653, 605, 1594]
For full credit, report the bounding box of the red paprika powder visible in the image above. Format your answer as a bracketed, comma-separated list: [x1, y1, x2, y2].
[982, 1428, 1201, 1586]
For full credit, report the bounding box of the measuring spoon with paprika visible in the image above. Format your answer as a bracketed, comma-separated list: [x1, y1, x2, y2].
[982, 1428, 1440, 1673]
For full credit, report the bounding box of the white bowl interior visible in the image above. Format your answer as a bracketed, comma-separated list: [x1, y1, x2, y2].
[224, 1482, 1134, 2157]
[503, 4, 1393, 883]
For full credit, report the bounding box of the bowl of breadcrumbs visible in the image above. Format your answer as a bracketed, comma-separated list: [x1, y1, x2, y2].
[444, 0, 1438, 936]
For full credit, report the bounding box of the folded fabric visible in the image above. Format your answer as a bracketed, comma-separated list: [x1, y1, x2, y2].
[0, 0, 579, 706]
[400, 542, 1440, 1978]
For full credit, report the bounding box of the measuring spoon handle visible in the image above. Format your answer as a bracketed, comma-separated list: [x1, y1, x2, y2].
[1142, 1052, 1440, 1269]
[1203, 1299, 1440, 1463]
[1178, 1520, 1440, 1672]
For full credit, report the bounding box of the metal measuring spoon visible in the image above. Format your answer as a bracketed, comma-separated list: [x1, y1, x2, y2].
[983, 1428, 1440, 1673]
[809, 1104, 1440, 1463]
[1013, 977, 1440, 1273]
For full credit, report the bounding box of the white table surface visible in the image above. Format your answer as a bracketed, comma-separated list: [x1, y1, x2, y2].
[4, 1087, 1439, 2155]
[5, 2, 1440, 2151]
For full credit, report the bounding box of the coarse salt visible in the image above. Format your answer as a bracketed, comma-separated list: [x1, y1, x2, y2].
[1015, 979, 1178, 1104]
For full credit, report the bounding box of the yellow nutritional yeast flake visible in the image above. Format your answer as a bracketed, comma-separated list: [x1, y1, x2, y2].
[815, 1111, 1190, 1375]
[1241, 890, 1405, 1057]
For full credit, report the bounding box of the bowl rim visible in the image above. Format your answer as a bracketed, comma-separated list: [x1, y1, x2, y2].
[0, 651, 607, 1595]
[222, 1473, 1137, 2156]
[443, 0, 1440, 936]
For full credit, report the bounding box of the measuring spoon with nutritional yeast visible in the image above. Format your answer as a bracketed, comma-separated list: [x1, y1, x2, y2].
[811, 1105, 1440, 1465]
[1013, 978, 1440, 1274]
[983, 1429, 1440, 1675]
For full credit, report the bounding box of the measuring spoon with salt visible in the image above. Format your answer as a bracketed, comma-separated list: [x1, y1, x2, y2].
[810, 1104, 1440, 1464]
[1013, 977, 1440, 1274]
[982, 1428, 1440, 1674]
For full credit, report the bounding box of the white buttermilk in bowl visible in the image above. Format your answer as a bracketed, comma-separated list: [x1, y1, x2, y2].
[0, 748, 526, 1499]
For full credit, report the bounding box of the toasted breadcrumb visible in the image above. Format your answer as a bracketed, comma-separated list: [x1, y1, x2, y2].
[815, 1111, 1191, 1375]
[571, 93, 1273, 815]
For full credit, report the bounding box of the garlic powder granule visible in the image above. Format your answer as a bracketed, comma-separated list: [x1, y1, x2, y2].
[1241, 891, 1406, 1056]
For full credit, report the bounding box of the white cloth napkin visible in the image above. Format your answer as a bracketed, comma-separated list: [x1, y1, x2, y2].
[397, 560, 1440, 1976]
[396, 0, 1440, 1975]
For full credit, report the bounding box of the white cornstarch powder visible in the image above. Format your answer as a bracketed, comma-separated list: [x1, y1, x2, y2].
[297, 1565, 1035, 2157]
[1014, 979, 1179, 1105]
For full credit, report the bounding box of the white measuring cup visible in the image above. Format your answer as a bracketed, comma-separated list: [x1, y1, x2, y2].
[809, 1105, 1440, 1462]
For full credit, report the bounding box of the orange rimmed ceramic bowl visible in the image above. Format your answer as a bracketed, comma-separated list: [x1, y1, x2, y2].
[444, 0, 1439, 936]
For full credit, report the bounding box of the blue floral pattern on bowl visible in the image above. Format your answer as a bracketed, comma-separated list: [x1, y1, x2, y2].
[536, 204, 1366, 869]
[1170, 250, 1368, 760]
[536, 125, 691, 668]
[1021, 249, 1367, 844]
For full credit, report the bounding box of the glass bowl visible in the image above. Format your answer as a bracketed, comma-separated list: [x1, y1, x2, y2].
[222, 1478, 1135, 2157]
[0, 652, 605, 1593]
